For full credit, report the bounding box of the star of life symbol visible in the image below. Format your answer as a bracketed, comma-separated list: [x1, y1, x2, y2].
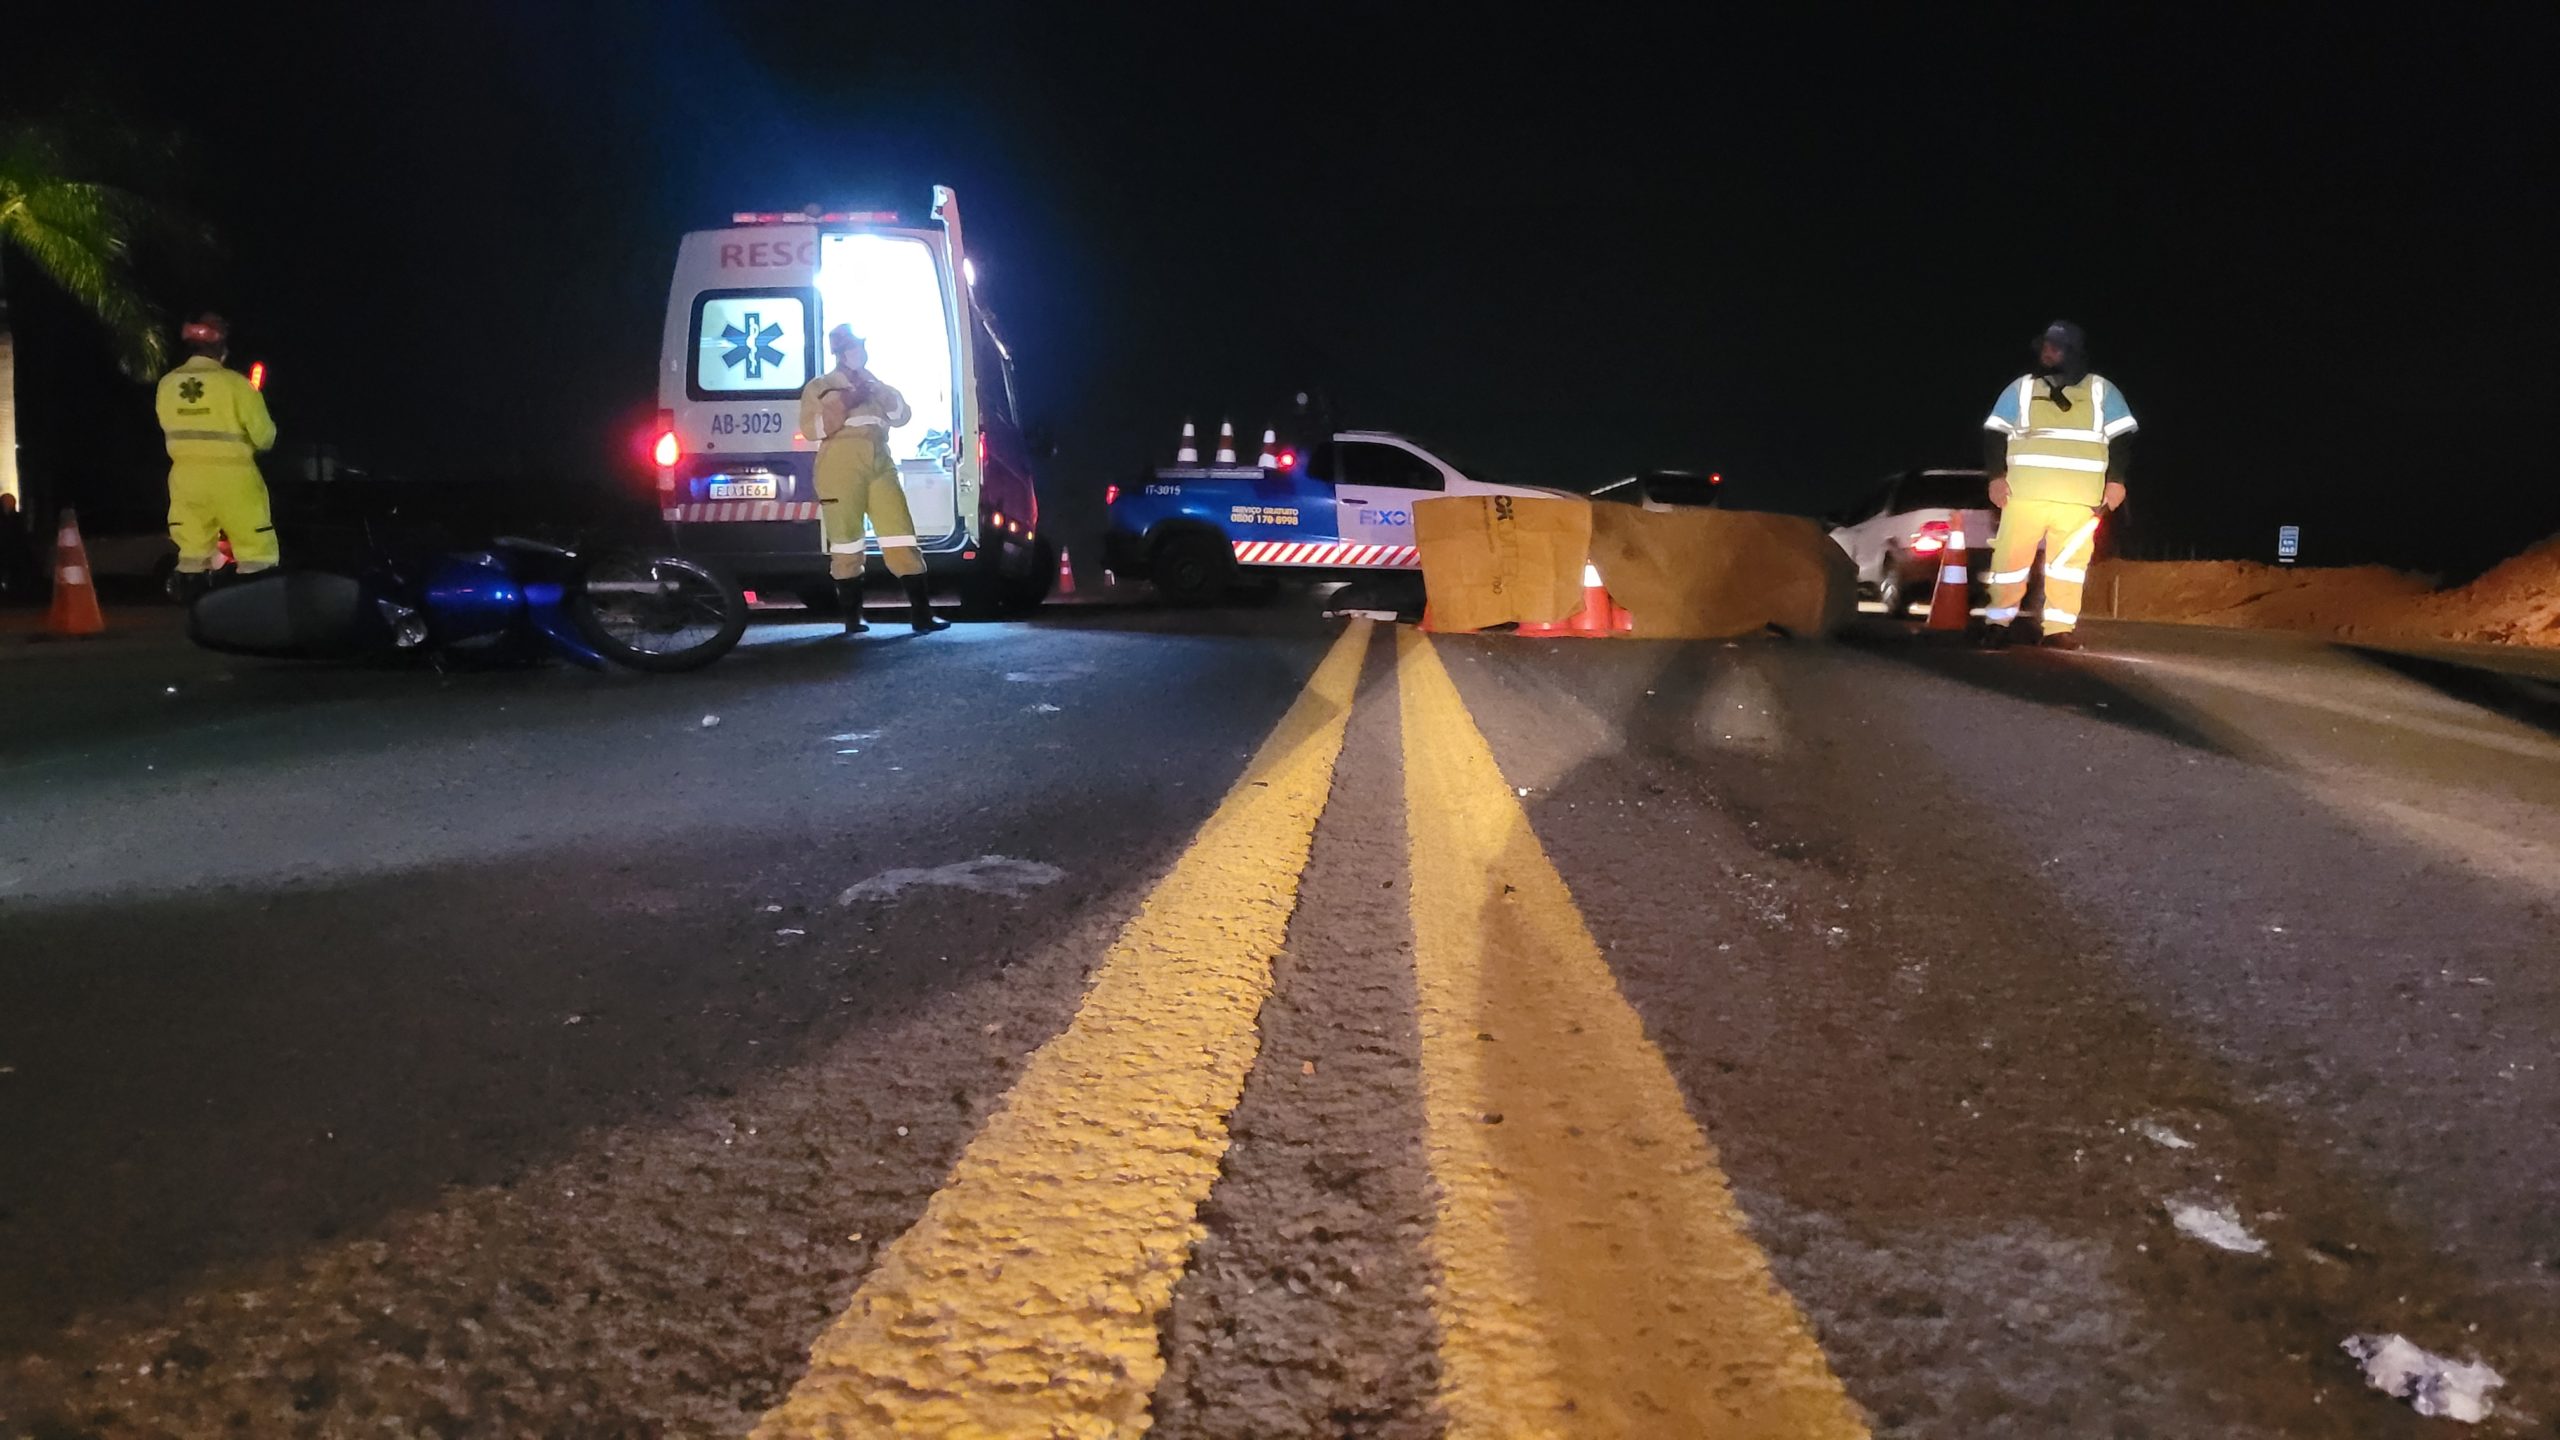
[721, 314, 787, 380]
[178, 377, 205, 403]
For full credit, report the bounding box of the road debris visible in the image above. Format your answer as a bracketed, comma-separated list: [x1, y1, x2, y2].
[837, 855, 1066, 905]
[1028, 702, 1062, 714]
[2133, 1119, 2197, 1150]
[699, 714, 720, 729]
[2166, 1199, 2267, 1254]
[2341, 1334, 2504, 1422]
[776, 928, 805, 937]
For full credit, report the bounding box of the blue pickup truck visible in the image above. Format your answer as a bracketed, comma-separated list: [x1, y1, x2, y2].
[1102, 430, 1569, 604]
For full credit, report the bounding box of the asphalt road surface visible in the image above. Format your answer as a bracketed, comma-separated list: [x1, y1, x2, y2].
[3, 599, 2556, 1438]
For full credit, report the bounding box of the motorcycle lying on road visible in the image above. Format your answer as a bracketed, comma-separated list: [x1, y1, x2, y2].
[187, 532, 749, 673]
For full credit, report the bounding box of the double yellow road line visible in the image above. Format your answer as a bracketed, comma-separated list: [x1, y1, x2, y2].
[756, 622, 1868, 1438]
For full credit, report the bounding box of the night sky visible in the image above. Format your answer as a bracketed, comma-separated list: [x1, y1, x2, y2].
[10, 2, 2556, 575]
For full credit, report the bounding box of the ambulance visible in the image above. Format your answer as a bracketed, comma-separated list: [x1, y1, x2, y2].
[650, 186, 1049, 613]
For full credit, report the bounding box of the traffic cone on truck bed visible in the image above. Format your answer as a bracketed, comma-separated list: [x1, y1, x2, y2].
[1925, 523, 1973, 631]
[46, 509, 106, 638]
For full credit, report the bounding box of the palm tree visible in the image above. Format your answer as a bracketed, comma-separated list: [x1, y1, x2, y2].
[0, 122, 176, 508]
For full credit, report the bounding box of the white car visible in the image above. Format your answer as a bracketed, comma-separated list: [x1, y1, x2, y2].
[1826, 468, 1995, 616]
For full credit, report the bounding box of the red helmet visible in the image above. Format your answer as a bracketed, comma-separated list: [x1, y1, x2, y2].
[180, 314, 229, 347]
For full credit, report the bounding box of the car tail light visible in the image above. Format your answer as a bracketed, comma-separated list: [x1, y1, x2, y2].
[652, 409, 680, 472]
[1104, 483, 1120, 507]
[978, 431, 988, 472]
[247, 361, 266, 391]
[1909, 519, 1952, 554]
[1277, 449, 1297, 470]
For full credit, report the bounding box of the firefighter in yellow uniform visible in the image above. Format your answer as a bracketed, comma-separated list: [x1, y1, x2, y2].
[154, 314, 278, 600]
[1979, 321, 2136, 650]
[799, 325, 948, 635]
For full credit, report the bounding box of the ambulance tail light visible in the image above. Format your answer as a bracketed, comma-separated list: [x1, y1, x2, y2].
[652, 410, 680, 487]
[1277, 449, 1297, 470]
[1104, 484, 1120, 507]
[1909, 519, 1952, 555]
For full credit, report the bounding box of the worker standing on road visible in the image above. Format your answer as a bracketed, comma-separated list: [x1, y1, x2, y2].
[154, 313, 278, 601]
[1978, 321, 2135, 651]
[800, 325, 948, 636]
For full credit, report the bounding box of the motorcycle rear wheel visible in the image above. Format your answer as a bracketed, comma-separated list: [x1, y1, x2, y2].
[570, 553, 748, 673]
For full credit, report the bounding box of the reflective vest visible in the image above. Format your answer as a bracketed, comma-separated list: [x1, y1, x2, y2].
[2000, 374, 2125, 505]
[155, 357, 276, 469]
[798, 368, 911, 449]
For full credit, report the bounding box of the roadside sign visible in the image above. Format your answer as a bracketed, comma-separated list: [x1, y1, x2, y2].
[2277, 525, 2300, 564]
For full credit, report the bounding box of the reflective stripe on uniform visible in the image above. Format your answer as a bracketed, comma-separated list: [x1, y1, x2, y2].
[833, 416, 891, 432]
[870, 534, 917, 548]
[2045, 564, 2088, 584]
[1983, 416, 2019, 433]
[2104, 415, 2139, 437]
[1984, 604, 2021, 622]
[2055, 517, 2102, 564]
[1985, 567, 2034, 585]
[828, 541, 865, 554]
[2043, 607, 2078, 626]
[2022, 427, 2106, 443]
[2008, 452, 2107, 473]
[165, 429, 251, 444]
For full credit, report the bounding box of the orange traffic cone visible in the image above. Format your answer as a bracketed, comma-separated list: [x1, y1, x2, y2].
[1925, 523, 1973, 631]
[1214, 420, 1238, 465]
[1519, 561, 1624, 638]
[1056, 544, 1076, 598]
[1176, 420, 1199, 464]
[46, 508, 107, 638]
[1256, 428, 1279, 468]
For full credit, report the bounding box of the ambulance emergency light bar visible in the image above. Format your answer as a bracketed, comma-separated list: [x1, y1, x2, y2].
[731, 210, 901, 225]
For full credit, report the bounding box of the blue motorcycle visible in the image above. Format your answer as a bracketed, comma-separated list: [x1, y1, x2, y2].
[187, 533, 748, 673]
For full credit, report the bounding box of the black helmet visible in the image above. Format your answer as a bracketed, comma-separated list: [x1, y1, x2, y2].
[2032, 321, 2089, 385]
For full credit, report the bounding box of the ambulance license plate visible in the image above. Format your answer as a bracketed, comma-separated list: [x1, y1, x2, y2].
[707, 478, 778, 500]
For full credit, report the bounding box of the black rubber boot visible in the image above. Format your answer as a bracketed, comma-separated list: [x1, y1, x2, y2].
[835, 576, 869, 634]
[903, 575, 950, 633]
[1974, 622, 2014, 650]
[168, 570, 211, 605]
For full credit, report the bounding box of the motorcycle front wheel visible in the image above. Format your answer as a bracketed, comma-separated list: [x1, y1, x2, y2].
[569, 553, 748, 673]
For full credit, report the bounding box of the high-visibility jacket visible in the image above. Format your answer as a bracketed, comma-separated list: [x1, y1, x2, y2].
[1983, 373, 2136, 506]
[155, 356, 276, 468]
[798, 366, 911, 449]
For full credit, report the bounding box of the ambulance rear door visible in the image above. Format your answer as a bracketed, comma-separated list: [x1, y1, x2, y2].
[661, 225, 825, 518]
[815, 226, 968, 550]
